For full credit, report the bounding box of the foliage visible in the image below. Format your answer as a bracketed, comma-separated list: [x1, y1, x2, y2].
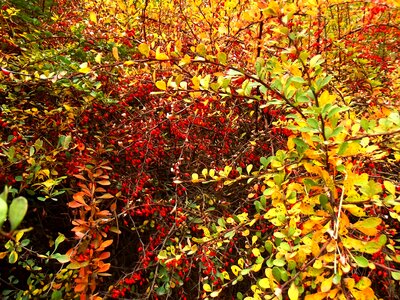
[1, 0, 400, 299]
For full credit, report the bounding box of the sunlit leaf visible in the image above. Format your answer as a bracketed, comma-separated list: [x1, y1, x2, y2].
[138, 43, 150, 57]
[9, 196, 28, 231]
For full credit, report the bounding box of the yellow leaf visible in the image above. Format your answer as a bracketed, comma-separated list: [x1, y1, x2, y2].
[196, 43, 207, 56]
[191, 173, 199, 182]
[95, 53, 102, 64]
[258, 278, 270, 289]
[321, 275, 333, 292]
[305, 292, 328, 300]
[112, 47, 119, 61]
[179, 54, 191, 66]
[124, 60, 135, 66]
[156, 47, 169, 60]
[384, 180, 396, 195]
[313, 259, 323, 269]
[342, 204, 366, 217]
[138, 43, 150, 57]
[210, 290, 221, 298]
[252, 248, 260, 257]
[116, 0, 126, 10]
[155, 80, 167, 91]
[231, 265, 241, 276]
[203, 283, 212, 292]
[288, 282, 299, 300]
[242, 229, 250, 236]
[78, 62, 91, 74]
[89, 11, 97, 23]
[222, 271, 230, 280]
[319, 90, 336, 107]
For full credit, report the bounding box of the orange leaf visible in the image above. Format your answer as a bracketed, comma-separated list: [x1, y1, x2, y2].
[75, 283, 87, 293]
[96, 210, 111, 217]
[98, 251, 111, 260]
[98, 193, 114, 199]
[73, 192, 87, 204]
[68, 201, 84, 208]
[73, 174, 87, 181]
[97, 262, 111, 273]
[97, 180, 111, 186]
[99, 239, 113, 249]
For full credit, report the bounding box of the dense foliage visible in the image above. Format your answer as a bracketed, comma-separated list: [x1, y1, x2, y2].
[1, 0, 400, 299]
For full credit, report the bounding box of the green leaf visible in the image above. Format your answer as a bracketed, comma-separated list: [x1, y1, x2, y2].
[309, 54, 324, 68]
[307, 118, 319, 129]
[289, 76, 306, 84]
[8, 250, 18, 264]
[293, 138, 309, 155]
[329, 126, 344, 138]
[8, 196, 28, 231]
[354, 217, 381, 229]
[224, 230, 236, 240]
[0, 198, 8, 229]
[51, 253, 70, 264]
[51, 290, 63, 300]
[272, 267, 281, 282]
[0, 186, 8, 202]
[273, 258, 286, 267]
[54, 233, 65, 251]
[354, 256, 369, 267]
[217, 52, 227, 65]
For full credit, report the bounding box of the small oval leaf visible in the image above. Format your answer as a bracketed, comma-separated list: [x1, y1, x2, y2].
[354, 256, 369, 268]
[0, 199, 8, 229]
[9, 196, 28, 231]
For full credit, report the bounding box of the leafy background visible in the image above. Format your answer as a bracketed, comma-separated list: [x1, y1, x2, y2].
[0, 0, 400, 299]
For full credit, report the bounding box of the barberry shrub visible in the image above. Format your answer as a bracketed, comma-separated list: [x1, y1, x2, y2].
[0, 0, 399, 299]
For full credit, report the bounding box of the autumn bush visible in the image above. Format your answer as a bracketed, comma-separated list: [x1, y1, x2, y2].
[1, 0, 400, 299]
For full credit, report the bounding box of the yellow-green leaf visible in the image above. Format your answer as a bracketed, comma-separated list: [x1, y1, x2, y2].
[196, 43, 207, 56]
[258, 278, 270, 289]
[288, 282, 299, 300]
[217, 52, 227, 65]
[354, 256, 369, 268]
[353, 217, 381, 236]
[210, 290, 221, 298]
[384, 181, 396, 195]
[95, 53, 102, 64]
